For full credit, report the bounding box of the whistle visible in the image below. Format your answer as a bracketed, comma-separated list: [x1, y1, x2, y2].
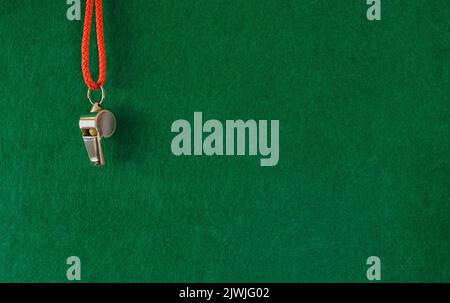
[79, 102, 116, 166]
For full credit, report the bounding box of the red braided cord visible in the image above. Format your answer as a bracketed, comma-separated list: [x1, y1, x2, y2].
[82, 0, 106, 90]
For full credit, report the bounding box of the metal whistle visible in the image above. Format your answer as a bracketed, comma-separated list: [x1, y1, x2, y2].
[79, 102, 116, 166]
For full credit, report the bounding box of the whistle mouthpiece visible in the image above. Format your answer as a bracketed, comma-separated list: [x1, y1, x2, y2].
[79, 105, 116, 166]
[82, 134, 104, 166]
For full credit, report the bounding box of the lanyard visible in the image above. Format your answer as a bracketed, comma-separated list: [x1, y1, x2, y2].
[81, 0, 106, 91]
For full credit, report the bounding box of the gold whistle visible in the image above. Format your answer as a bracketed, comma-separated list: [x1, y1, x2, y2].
[79, 102, 116, 166]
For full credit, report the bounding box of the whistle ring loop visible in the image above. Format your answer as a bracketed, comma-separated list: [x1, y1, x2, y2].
[87, 86, 105, 105]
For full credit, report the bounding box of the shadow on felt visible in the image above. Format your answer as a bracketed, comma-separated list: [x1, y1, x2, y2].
[106, 2, 157, 164]
[106, 0, 142, 90]
[111, 104, 158, 164]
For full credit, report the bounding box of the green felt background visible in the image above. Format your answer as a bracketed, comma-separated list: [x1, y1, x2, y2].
[0, 0, 449, 282]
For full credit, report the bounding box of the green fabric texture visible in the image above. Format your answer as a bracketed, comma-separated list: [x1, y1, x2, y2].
[0, 0, 449, 282]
